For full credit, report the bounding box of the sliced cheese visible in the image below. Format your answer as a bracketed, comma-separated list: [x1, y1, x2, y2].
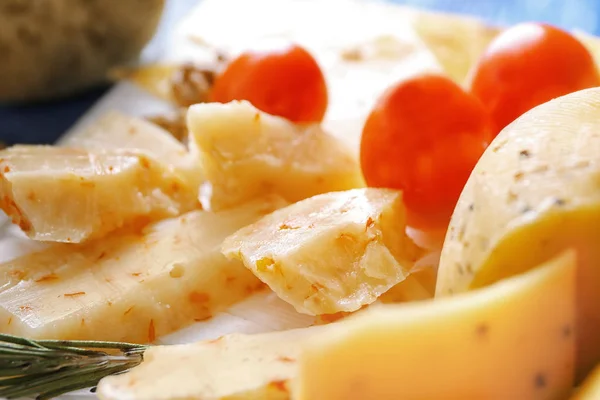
[61, 111, 203, 191]
[0, 145, 199, 243]
[97, 325, 327, 400]
[0, 196, 285, 343]
[296, 251, 576, 400]
[222, 188, 425, 315]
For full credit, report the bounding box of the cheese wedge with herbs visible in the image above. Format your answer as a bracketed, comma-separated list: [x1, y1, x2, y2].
[296, 251, 576, 400]
[61, 111, 203, 192]
[188, 101, 365, 211]
[222, 188, 425, 315]
[97, 325, 327, 400]
[0, 196, 285, 343]
[0, 145, 199, 243]
[436, 87, 600, 379]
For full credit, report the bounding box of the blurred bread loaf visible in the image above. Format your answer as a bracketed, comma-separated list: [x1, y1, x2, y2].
[0, 0, 165, 103]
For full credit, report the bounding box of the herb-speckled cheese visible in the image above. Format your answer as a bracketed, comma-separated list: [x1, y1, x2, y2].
[437, 87, 600, 379]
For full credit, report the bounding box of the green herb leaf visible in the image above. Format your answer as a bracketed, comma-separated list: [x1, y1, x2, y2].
[0, 333, 147, 399]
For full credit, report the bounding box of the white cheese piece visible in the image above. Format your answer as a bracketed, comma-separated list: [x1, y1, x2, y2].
[0, 145, 199, 243]
[61, 111, 203, 191]
[187, 101, 365, 210]
[0, 196, 285, 343]
[222, 188, 425, 315]
[97, 325, 328, 400]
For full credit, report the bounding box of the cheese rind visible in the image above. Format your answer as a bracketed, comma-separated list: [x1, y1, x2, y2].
[222, 188, 425, 315]
[0, 145, 199, 243]
[436, 87, 600, 378]
[0, 196, 285, 342]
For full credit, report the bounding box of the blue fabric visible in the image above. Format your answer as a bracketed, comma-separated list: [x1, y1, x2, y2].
[0, 0, 597, 145]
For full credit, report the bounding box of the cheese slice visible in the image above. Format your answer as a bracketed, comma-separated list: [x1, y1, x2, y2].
[60, 111, 203, 192]
[0, 195, 285, 343]
[97, 325, 327, 400]
[0, 145, 199, 243]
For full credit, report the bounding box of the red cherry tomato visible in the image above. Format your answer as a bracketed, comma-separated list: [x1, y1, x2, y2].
[360, 74, 492, 229]
[210, 43, 328, 123]
[470, 22, 600, 136]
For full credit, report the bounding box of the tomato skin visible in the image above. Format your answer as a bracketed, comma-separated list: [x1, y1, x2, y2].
[360, 74, 491, 229]
[210, 43, 328, 123]
[470, 22, 600, 136]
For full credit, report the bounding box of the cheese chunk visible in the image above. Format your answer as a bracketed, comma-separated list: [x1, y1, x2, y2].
[188, 101, 365, 211]
[436, 87, 600, 379]
[0, 196, 285, 342]
[61, 111, 203, 192]
[97, 326, 327, 400]
[296, 251, 576, 400]
[222, 188, 425, 315]
[0, 145, 199, 243]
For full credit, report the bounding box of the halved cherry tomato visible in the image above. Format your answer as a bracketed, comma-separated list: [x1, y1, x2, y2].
[470, 22, 600, 136]
[360, 74, 491, 229]
[210, 43, 328, 123]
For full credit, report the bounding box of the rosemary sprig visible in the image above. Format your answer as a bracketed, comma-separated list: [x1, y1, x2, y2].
[0, 333, 148, 400]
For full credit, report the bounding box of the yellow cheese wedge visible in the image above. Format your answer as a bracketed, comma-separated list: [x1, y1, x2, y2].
[436, 87, 600, 379]
[222, 188, 425, 315]
[296, 251, 576, 400]
[187, 101, 365, 211]
[0, 145, 199, 243]
[0, 195, 285, 343]
[60, 111, 203, 191]
[97, 325, 327, 400]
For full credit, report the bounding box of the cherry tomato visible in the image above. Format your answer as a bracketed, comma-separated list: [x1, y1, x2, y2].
[210, 43, 328, 123]
[470, 22, 600, 136]
[360, 74, 491, 229]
